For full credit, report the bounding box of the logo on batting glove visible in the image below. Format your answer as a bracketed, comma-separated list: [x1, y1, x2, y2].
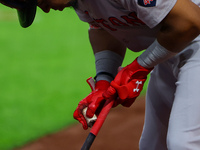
[133, 81, 143, 92]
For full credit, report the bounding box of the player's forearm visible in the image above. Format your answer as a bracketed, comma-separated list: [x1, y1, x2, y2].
[89, 28, 126, 82]
[89, 28, 126, 57]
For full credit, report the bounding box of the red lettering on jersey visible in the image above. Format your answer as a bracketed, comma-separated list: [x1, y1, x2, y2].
[121, 12, 145, 26]
[94, 18, 117, 31]
[92, 12, 145, 31]
[109, 17, 129, 26]
[144, 0, 154, 5]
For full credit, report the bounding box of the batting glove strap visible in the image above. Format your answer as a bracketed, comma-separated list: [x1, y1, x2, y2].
[111, 78, 147, 100]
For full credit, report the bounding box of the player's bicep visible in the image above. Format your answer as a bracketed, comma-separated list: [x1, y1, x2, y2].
[157, 0, 200, 52]
[88, 23, 126, 57]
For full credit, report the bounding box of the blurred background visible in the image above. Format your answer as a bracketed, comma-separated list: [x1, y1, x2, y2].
[0, 5, 145, 150]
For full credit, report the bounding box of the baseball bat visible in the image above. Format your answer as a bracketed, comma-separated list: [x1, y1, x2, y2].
[81, 99, 114, 150]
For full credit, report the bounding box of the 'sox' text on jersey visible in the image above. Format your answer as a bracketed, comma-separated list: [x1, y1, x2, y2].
[88, 12, 146, 31]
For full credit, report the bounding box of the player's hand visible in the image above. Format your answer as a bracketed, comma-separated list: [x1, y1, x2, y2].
[103, 58, 153, 107]
[73, 77, 110, 130]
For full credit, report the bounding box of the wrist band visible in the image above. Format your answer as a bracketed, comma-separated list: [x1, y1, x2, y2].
[95, 50, 123, 82]
[94, 72, 115, 81]
[137, 40, 177, 68]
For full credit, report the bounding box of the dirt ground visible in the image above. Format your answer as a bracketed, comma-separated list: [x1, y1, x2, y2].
[15, 97, 145, 150]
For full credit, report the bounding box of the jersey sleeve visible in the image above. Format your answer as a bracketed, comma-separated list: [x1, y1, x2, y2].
[118, 0, 177, 28]
[75, 8, 93, 23]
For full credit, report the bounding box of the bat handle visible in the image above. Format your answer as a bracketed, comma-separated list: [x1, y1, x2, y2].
[81, 99, 114, 150]
[90, 99, 114, 136]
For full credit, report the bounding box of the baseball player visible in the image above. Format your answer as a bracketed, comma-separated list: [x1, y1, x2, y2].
[2, 0, 200, 149]
[39, 0, 200, 150]
[70, 1, 200, 149]
[73, 0, 200, 149]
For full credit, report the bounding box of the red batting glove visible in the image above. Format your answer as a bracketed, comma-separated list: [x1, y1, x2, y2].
[73, 77, 110, 130]
[103, 58, 153, 107]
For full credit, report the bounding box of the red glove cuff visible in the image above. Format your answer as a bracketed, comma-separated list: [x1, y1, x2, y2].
[95, 80, 110, 90]
[127, 58, 153, 78]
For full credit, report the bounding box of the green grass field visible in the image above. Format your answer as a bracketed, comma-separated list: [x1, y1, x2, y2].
[0, 5, 146, 150]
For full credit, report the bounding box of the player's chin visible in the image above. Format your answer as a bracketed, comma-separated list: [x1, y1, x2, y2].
[38, 4, 50, 13]
[42, 7, 51, 13]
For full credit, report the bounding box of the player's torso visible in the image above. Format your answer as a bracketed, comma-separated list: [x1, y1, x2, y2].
[76, 0, 161, 51]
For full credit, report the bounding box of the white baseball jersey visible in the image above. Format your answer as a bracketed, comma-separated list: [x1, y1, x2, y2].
[75, 0, 177, 51]
[75, 0, 200, 51]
